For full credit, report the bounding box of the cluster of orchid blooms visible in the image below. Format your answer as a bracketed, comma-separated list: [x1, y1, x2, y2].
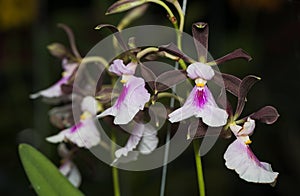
[31, 0, 280, 191]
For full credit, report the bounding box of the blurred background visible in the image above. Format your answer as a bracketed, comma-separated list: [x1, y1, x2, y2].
[0, 0, 299, 195]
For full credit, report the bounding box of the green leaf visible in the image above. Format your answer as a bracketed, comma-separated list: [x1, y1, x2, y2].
[18, 143, 84, 196]
[106, 0, 147, 14]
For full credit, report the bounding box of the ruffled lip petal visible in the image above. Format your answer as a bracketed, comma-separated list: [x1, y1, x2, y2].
[198, 105, 228, 127]
[109, 59, 136, 76]
[238, 117, 255, 136]
[187, 62, 214, 80]
[31, 59, 77, 99]
[111, 123, 158, 166]
[98, 76, 150, 124]
[46, 118, 100, 149]
[169, 86, 228, 127]
[30, 77, 68, 99]
[224, 139, 278, 184]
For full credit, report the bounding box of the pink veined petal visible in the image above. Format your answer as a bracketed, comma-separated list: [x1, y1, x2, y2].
[98, 76, 150, 125]
[46, 118, 100, 149]
[30, 60, 77, 99]
[66, 118, 100, 148]
[224, 139, 279, 184]
[30, 77, 69, 99]
[168, 87, 199, 123]
[169, 86, 228, 127]
[187, 62, 215, 80]
[81, 96, 98, 115]
[195, 86, 228, 127]
[109, 59, 136, 76]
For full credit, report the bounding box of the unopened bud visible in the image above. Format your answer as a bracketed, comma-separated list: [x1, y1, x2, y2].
[47, 43, 68, 58]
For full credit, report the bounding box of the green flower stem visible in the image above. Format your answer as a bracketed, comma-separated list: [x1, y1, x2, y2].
[156, 92, 184, 104]
[136, 47, 159, 59]
[111, 133, 121, 196]
[80, 56, 109, 68]
[193, 139, 205, 196]
[147, 0, 178, 29]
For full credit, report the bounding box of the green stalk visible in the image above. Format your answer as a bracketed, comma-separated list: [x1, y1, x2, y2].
[111, 133, 121, 196]
[193, 140, 205, 196]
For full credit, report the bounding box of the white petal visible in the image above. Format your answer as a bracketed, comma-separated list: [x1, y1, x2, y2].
[187, 62, 215, 80]
[138, 124, 159, 154]
[46, 130, 68, 143]
[81, 96, 98, 115]
[59, 161, 81, 187]
[98, 76, 150, 125]
[199, 105, 228, 127]
[168, 87, 198, 123]
[196, 87, 228, 127]
[30, 77, 68, 99]
[239, 117, 255, 136]
[111, 151, 139, 166]
[224, 139, 279, 184]
[59, 160, 72, 176]
[67, 163, 81, 187]
[115, 124, 143, 159]
[66, 119, 100, 148]
[109, 59, 136, 76]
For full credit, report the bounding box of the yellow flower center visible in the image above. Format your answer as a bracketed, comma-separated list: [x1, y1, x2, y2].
[80, 111, 92, 120]
[195, 78, 207, 87]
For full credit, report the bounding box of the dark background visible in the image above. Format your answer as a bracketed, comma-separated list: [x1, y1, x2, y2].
[0, 0, 299, 195]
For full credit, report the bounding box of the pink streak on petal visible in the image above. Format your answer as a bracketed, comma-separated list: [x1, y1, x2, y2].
[116, 85, 129, 109]
[193, 87, 207, 108]
[70, 122, 83, 133]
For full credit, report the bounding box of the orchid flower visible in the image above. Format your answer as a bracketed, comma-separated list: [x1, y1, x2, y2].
[46, 96, 101, 149]
[111, 123, 159, 166]
[224, 117, 279, 184]
[97, 59, 150, 125]
[30, 58, 77, 99]
[168, 62, 228, 127]
[57, 143, 81, 187]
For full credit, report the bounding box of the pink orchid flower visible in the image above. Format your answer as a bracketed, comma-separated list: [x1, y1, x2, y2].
[224, 117, 279, 184]
[46, 96, 100, 149]
[168, 62, 228, 127]
[97, 59, 150, 125]
[30, 58, 77, 98]
[111, 123, 159, 166]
